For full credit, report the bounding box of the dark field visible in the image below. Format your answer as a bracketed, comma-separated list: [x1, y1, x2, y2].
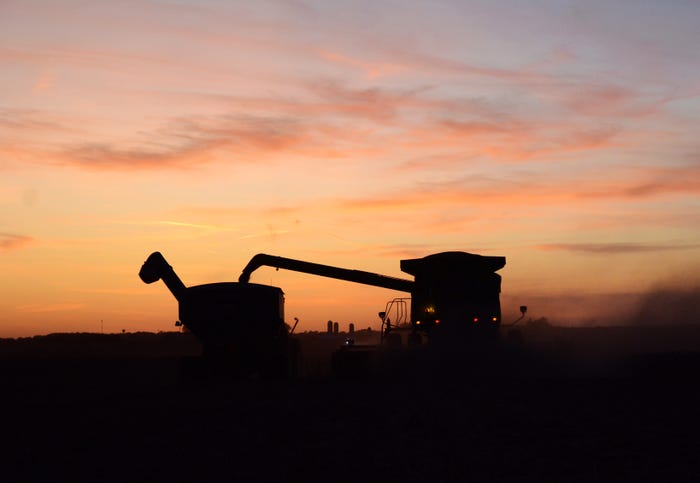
[2, 327, 700, 482]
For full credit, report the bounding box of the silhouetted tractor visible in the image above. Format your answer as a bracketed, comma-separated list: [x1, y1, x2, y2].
[139, 250, 506, 377]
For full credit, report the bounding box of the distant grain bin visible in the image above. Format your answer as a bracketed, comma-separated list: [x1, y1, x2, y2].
[327, 320, 333, 333]
[349, 323, 354, 333]
[333, 322, 339, 334]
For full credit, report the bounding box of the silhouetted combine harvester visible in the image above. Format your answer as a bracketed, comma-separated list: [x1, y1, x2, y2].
[139, 250, 515, 377]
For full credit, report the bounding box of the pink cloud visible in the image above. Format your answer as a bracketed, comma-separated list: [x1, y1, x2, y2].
[577, 165, 700, 200]
[52, 115, 336, 170]
[0, 233, 34, 251]
[0, 108, 72, 133]
[0, 61, 690, 176]
[338, 163, 700, 214]
[542, 82, 674, 119]
[393, 114, 625, 164]
[319, 50, 408, 80]
[388, 48, 547, 84]
[535, 242, 700, 254]
[305, 80, 428, 122]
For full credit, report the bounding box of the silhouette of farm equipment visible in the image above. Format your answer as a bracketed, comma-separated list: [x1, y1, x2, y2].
[139, 252, 293, 376]
[139, 250, 507, 376]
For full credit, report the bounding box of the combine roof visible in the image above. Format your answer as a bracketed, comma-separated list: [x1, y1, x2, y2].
[400, 251, 506, 277]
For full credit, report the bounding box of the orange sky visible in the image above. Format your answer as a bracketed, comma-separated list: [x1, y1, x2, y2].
[1, 0, 699, 336]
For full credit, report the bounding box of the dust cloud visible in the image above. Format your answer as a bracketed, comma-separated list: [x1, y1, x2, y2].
[503, 284, 700, 328]
[625, 286, 700, 326]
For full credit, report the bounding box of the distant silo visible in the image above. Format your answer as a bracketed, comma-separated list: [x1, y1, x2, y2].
[327, 320, 333, 333]
[333, 321, 339, 334]
[349, 323, 355, 333]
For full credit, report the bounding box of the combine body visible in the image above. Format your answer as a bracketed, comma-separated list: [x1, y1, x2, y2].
[238, 251, 505, 339]
[403, 252, 504, 337]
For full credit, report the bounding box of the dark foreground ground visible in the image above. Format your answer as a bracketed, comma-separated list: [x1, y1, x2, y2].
[2, 327, 700, 482]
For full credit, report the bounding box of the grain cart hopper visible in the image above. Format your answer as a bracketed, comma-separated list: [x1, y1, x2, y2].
[139, 252, 293, 376]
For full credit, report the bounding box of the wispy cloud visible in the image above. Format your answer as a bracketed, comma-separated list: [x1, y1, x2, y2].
[390, 48, 548, 84]
[305, 80, 428, 122]
[536, 242, 700, 254]
[58, 141, 211, 170]
[55, 115, 312, 170]
[32, 70, 55, 93]
[0, 45, 170, 74]
[157, 220, 234, 231]
[319, 50, 408, 80]
[0, 108, 73, 133]
[551, 83, 671, 118]
[238, 229, 291, 240]
[373, 244, 475, 260]
[16, 303, 85, 313]
[399, 117, 625, 163]
[0, 233, 34, 251]
[1, 65, 685, 173]
[576, 165, 700, 200]
[340, 162, 700, 212]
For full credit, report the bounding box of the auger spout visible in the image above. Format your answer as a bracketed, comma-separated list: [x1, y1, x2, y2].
[239, 253, 415, 293]
[138, 251, 187, 301]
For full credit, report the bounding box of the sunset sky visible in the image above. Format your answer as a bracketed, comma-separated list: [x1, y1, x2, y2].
[1, 0, 699, 337]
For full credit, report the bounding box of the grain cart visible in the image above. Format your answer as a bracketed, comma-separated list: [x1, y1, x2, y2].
[139, 252, 294, 376]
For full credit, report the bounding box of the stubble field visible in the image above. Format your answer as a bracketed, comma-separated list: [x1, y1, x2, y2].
[2, 326, 700, 481]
